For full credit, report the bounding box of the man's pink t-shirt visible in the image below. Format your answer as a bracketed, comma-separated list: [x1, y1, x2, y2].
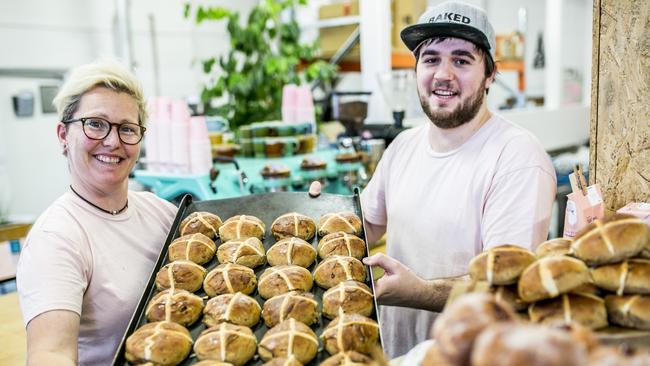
[361, 114, 557, 358]
[17, 190, 177, 366]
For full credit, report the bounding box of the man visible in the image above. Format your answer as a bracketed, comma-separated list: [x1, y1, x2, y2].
[361, 1, 557, 358]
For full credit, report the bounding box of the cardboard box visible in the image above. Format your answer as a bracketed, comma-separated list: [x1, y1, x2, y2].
[318, 0, 428, 61]
[617, 202, 650, 225]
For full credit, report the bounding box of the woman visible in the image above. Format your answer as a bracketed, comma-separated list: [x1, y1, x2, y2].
[17, 60, 177, 365]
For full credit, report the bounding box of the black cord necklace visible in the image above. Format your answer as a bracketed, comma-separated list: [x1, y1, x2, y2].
[70, 185, 128, 215]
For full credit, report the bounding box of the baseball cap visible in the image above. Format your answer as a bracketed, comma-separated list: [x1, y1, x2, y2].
[400, 1, 496, 60]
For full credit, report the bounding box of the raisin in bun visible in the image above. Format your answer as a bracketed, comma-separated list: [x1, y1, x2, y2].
[203, 292, 261, 328]
[321, 312, 380, 355]
[168, 233, 216, 265]
[432, 293, 517, 366]
[468, 245, 536, 285]
[217, 237, 266, 268]
[322, 280, 374, 319]
[258, 265, 313, 299]
[145, 288, 204, 326]
[194, 323, 257, 366]
[258, 318, 319, 364]
[155, 260, 207, 293]
[271, 212, 317, 241]
[267, 237, 317, 268]
[180, 211, 222, 239]
[517, 256, 590, 303]
[319, 212, 362, 236]
[570, 214, 650, 265]
[318, 232, 367, 260]
[203, 263, 257, 297]
[218, 215, 266, 241]
[262, 291, 319, 327]
[125, 321, 193, 366]
[314, 255, 366, 289]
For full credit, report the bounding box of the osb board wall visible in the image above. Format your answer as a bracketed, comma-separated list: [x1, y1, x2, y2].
[590, 0, 650, 212]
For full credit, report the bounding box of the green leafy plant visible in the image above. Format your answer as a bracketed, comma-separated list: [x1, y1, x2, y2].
[185, 0, 337, 129]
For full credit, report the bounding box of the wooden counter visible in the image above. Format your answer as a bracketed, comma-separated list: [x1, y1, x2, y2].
[0, 292, 26, 365]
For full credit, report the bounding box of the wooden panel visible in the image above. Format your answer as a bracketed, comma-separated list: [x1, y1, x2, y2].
[591, 0, 650, 212]
[0, 292, 26, 365]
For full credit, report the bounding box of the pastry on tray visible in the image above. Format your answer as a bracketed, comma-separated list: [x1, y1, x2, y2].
[314, 255, 366, 289]
[125, 321, 193, 366]
[262, 291, 319, 327]
[321, 351, 373, 366]
[266, 237, 317, 268]
[322, 280, 374, 319]
[218, 215, 266, 241]
[258, 265, 313, 299]
[203, 263, 257, 297]
[155, 260, 207, 293]
[168, 233, 217, 265]
[258, 318, 319, 364]
[321, 312, 380, 355]
[528, 293, 608, 330]
[145, 288, 204, 327]
[570, 214, 650, 265]
[203, 292, 261, 328]
[217, 237, 266, 268]
[468, 245, 536, 285]
[318, 212, 362, 237]
[517, 256, 590, 303]
[262, 356, 303, 366]
[180, 211, 222, 239]
[271, 212, 317, 241]
[317, 232, 367, 260]
[193, 323, 257, 366]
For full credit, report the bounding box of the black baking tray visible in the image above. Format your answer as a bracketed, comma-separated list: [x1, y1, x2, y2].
[112, 188, 383, 365]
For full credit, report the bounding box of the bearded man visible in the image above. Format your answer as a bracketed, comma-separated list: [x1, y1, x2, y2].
[360, 1, 557, 358]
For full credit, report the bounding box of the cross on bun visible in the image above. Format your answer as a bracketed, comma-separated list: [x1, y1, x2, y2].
[468, 245, 536, 285]
[528, 293, 608, 330]
[517, 256, 590, 303]
[145, 288, 204, 327]
[318, 212, 362, 237]
[203, 263, 257, 297]
[194, 323, 257, 366]
[321, 312, 380, 355]
[322, 280, 374, 319]
[262, 291, 319, 327]
[168, 233, 216, 265]
[318, 232, 367, 260]
[180, 211, 222, 239]
[218, 215, 266, 241]
[203, 292, 261, 328]
[258, 318, 319, 364]
[155, 260, 207, 293]
[314, 255, 366, 289]
[605, 294, 650, 330]
[217, 237, 266, 268]
[535, 238, 572, 258]
[271, 212, 317, 241]
[258, 265, 314, 299]
[267, 237, 317, 268]
[125, 321, 193, 366]
[591, 259, 650, 295]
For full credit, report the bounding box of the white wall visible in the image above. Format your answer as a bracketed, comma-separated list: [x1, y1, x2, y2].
[0, 0, 256, 218]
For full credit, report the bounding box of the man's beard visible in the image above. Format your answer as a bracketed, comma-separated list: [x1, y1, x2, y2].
[419, 79, 486, 129]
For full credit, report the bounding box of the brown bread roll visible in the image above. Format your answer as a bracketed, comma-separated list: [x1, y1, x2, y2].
[216, 237, 266, 268]
[591, 259, 650, 295]
[145, 288, 204, 326]
[262, 291, 319, 327]
[125, 321, 193, 366]
[470, 323, 588, 366]
[321, 312, 380, 355]
[218, 215, 265, 241]
[258, 265, 313, 299]
[570, 214, 650, 265]
[535, 238, 572, 258]
[605, 294, 650, 330]
[517, 256, 590, 303]
[528, 293, 608, 330]
[318, 232, 367, 260]
[267, 237, 316, 268]
[194, 323, 257, 366]
[321, 351, 373, 366]
[491, 285, 527, 312]
[421, 342, 454, 366]
[203, 263, 257, 297]
[468, 245, 536, 285]
[203, 292, 261, 328]
[314, 255, 366, 289]
[194, 361, 235, 366]
[319, 212, 362, 237]
[271, 212, 317, 241]
[262, 356, 303, 366]
[155, 260, 207, 293]
[432, 293, 517, 366]
[180, 211, 222, 239]
[258, 318, 319, 364]
[588, 345, 650, 366]
[322, 280, 374, 319]
[168, 233, 217, 264]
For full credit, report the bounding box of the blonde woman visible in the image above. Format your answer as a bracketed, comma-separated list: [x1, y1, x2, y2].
[17, 60, 177, 365]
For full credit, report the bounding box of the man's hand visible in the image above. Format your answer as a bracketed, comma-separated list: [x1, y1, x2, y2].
[363, 253, 426, 307]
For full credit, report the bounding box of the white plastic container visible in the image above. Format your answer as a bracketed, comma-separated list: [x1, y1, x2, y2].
[170, 100, 191, 174]
[189, 116, 212, 175]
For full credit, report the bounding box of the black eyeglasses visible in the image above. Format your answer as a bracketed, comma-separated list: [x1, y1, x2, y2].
[62, 117, 146, 145]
